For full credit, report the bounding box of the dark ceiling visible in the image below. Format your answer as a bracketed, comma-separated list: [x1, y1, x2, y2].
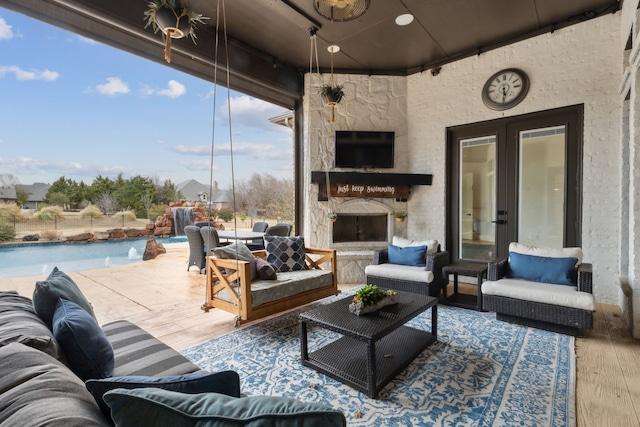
[0, 0, 621, 108]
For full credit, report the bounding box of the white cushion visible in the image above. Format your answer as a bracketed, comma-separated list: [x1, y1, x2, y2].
[365, 263, 434, 284]
[509, 242, 582, 267]
[392, 236, 439, 255]
[482, 278, 595, 311]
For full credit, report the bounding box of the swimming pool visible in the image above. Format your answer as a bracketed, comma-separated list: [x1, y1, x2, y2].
[0, 237, 187, 279]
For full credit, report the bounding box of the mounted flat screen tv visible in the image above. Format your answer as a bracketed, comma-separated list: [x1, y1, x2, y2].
[334, 130, 395, 169]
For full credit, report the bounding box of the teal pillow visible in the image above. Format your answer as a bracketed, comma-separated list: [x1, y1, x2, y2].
[33, 267, 96, 327]
[104, 388, 346, 427]
[508, 252, 578, 286]
[86, 371, 241, 417]
[387, 244, 427, 267]
[52, 298, 114, 381]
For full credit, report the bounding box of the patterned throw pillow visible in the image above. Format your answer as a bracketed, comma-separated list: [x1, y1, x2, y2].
[264, 236, 307, 272]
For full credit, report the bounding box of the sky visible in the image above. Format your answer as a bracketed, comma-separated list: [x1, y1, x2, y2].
[0, 7, 293, 190]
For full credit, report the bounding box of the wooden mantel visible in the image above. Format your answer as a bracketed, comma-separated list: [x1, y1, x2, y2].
[310, 171, 433, 201]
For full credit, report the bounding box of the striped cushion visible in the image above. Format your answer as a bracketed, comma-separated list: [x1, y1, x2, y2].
[102, 320, 201, 377]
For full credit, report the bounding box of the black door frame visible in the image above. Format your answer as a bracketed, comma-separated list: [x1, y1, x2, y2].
[446, 105, 583, 262]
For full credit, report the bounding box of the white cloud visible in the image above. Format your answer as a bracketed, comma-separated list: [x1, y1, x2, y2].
[222, 95, 289, 131]
[95, 77, 130, 96]
[0, 17, 13, 40]
[157, 80, 186, 98]
[0, 156, 134, 179]
[0, 65, 59, 81]
[171, 141, 290, 160]
[180, 159, 218, 172]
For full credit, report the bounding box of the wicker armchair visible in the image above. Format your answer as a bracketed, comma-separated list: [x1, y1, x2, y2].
[482, 244, 595, 336]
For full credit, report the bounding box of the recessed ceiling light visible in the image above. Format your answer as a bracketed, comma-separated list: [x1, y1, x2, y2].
[395, 13, 414, 26]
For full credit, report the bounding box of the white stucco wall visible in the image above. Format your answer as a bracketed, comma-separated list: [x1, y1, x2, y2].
[406, 14, 622, 305]
[302, 14, 623, 307]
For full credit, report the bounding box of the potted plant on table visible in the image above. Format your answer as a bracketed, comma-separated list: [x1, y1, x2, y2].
[349, 285, 398, 316]
[392, 211, 408, 222]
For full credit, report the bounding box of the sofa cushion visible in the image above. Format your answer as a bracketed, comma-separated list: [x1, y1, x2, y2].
[392, 236, 439, 255]
[365, 263, 435, 284]
[101, 320, 201, 377]
[387, 244, 427, 267]
[0, 290, 63, 360]
[213, 241, 258, 280]
[52, 298, 114, 381]
[104, 388, 346, 427]
[482, 278, 596, 311]
[214, 269, 334, 307]
[508, 252, 578, 286]
[32, 267, 96, 327]
[255, 257, 277, 280]
[509, 242, 583, 267]
[0, 342, 110, 427]
[86, 371, 241, 418]
[265, 236, 307, 272]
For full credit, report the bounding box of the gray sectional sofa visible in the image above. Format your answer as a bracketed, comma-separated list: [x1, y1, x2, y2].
[0, 268, 346, 426]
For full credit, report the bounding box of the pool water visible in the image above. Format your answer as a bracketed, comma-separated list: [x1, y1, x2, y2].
[0, 237, 187, 279]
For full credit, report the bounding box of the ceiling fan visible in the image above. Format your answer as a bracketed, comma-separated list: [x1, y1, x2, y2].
[314, 0, 370, 22]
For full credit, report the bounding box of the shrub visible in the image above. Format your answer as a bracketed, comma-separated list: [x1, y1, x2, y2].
[0, 204, 23, 223]
[33, 206, 64, 221]
[214, 207, 235, 222]
[112, 210, 138, 222]
[80, 204, 103, 219]
[0, 224, 16, 242]
[149, 204, 169, 221]
[40, 230, 62, 241]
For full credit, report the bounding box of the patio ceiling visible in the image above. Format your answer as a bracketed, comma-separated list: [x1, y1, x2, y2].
[0, 0, 621, 108]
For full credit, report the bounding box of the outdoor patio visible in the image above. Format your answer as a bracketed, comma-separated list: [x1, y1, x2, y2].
[0, 241, 636, 426]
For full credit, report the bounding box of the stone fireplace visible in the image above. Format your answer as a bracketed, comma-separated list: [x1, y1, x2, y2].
[332, 214, 387, 243]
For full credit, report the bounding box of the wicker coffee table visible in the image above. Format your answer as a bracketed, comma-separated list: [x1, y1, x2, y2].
[299, 290, 437, 399]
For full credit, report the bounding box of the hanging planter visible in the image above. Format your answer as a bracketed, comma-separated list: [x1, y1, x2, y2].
[393, 211, 408, 222]
[326, 212, 339, 222]
[144, 0, 208, 63]
[318, 84, 344, 123]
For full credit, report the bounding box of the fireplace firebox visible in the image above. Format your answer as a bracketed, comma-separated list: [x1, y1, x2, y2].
[332, 214, 388, 243]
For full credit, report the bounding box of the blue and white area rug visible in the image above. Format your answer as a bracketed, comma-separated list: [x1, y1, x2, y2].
[182, 292, 575, 427]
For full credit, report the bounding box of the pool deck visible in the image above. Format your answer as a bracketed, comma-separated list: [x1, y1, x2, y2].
[0, 242, 638, 427]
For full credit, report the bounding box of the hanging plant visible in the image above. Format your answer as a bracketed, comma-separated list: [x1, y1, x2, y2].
[392, 210, 408, 222]
[318, 84, 344, 123]
[144, 0, 208, 63]
[326, 212, 338, 222]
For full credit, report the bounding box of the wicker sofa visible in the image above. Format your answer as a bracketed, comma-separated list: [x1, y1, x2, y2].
[364, 237, 449, 298]
[202, 238, 338, 326]
[481, 242, 596, 336]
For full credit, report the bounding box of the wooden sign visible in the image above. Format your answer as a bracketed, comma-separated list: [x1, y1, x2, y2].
[324, 184, 410, 198]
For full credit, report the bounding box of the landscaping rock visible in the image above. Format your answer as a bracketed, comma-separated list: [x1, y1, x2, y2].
[124, 228, 151, 238]
[65, 232, 95, 242]
[107, 228, 126, 239]
[94, 231, 110, 240]
[22, 234, 39, 241]
[143, 239, 166, 261]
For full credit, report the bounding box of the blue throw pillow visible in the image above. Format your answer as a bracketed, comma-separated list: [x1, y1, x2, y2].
[104, 388, 347, 427]
[52, 298, 114, 381]
[508, 252, 578, 286]
[387, 244, 427, 267]
[86, 371, 241, 417]
[33, 267, 96, 327]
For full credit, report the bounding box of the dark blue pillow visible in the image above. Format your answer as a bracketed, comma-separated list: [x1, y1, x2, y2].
[52, 298, 114, 381]
[508, 252, 578, 286]
[86, 371, 241, 417]
[387, 244, 427, 267]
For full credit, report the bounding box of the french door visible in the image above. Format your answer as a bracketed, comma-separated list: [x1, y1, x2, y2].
[447, 105, 583, 262]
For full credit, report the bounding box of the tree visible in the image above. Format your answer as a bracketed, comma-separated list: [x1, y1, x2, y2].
[94, 192, 119, 214]
[47, 191, 70, 209]
[141, 190, 154, 221]
[0, 174, 19, 188]
[235, 173, 294, 220]
[155, 179, 181, 205]
[113, 175, 155, 217]
[15, 188, 30, 207]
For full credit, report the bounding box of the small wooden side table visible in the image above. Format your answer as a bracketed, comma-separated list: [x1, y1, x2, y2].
[442, 261, 488, 311]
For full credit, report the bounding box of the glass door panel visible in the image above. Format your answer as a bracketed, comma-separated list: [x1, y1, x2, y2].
[518, 126, 566, 248]
[459, 136, 496, 260]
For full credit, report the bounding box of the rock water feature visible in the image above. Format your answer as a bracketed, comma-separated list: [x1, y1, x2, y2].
[171, 207, 194, 236]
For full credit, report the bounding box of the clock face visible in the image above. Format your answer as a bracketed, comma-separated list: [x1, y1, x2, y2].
[482, 69, 529, 111]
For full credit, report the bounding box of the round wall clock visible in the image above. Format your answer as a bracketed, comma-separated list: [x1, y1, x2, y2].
[482, 68, 530, 111]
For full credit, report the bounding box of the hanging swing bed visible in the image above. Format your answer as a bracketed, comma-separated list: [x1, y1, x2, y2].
[175, 0, 339, 327]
